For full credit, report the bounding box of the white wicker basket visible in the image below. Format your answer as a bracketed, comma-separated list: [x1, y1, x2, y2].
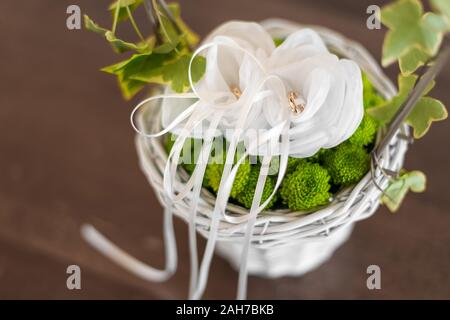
[134, 19, 409, 279]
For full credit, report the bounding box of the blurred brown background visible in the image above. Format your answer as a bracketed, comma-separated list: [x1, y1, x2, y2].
[0, 0, 449, 299]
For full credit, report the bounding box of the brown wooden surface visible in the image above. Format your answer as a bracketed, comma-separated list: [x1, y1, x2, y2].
[0, 0, 449, 299]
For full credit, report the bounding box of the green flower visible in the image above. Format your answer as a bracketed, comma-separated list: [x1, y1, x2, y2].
[204, 152, 251, 198]
[286, 157, 302, 173]
[236, 166, 278, 209]
[349, 114, 379, 147]
[322, 143, 370, 186]
[280, 161, 331, 211]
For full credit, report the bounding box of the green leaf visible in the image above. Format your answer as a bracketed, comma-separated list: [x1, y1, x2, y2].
[122, 54, 174, 79]
[117, 73, 147, 100]
[382, 170, 426, 212]
[84, 15, 108, 34]
[152, 37, 181, 54]
[84, 15, 151, 54]
[102, 53, 165, 100]
[367, 75, 447, 138]
[131, 54, 206, 92]
[407, 96, 448, 138]
[431, 0, 450, 20]
[423, 11, 450, 32]
[101, 46, 205, 98]
[162, 55, 206, 92]
[105, 31, 152, 53]
[102, 54, 148, 99]
[398, 46, 429, 74]
[381, 0, 444, 69]
[102, 52, 171, 98]
[87, 2, 203, 99]
[108, 0, 143, 22]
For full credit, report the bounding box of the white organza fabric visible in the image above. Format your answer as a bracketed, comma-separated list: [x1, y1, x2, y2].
[162, 21, 364, 157]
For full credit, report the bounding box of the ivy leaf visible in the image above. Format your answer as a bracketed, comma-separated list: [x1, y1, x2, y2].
[367, 75, 448, 138]
[426, 0, 450, 35]
[108, 0, 143, 22]
[423, 10, 450, 32]
[398, 46, 429, 75]
[100, 44, 205, 98]
[407, 97, 448, 138]
[431, 0, 450, 21]
[152, 36, 181, 54]
[382, 170, 426, 212]
[102, 54, 148, 99]
[84, 14, 108, 35]
[105, 31, 153, 53]
[117, 73, 147, 100]
[160, 55, 206, 92]
[84, 15, 151, 54]
[102, 52, 171, 99]
[86, 2, 204, 99]
[130, 54, 206, 92]
[381, 0, 444, 70]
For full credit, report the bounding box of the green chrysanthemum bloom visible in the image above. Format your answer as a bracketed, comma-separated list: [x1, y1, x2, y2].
[349, 114, 379, 147]
[280, 161, 331, 211]
[287, 157, 302, 173]
[236, 166, 278, 209]
[322, 143, 370, 186]
[204, 152, 251, 198]
[230, 161, 252, 198]
[203, 158, 223, 190]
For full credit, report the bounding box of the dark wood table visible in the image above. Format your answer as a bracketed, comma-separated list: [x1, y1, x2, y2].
[0, 0, 449, 299]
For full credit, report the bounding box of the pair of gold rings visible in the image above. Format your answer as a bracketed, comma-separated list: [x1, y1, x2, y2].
[230, 86, 305, 114]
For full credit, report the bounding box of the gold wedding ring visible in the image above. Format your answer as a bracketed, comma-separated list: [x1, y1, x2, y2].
[288, 91, 305, 114]
[231, 86, 242, 99]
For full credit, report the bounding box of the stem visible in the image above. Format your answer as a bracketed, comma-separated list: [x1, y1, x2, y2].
[159, 0, 191, 51]
[112, 0, 121, 34]
[126, 6, 145, 42]
[144, 0, 163, 44]
[151, 0, 164, 32]
[151, 0, 180, 53]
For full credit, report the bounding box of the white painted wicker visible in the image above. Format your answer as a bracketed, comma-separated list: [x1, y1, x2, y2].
[134, 19, 409, 278]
